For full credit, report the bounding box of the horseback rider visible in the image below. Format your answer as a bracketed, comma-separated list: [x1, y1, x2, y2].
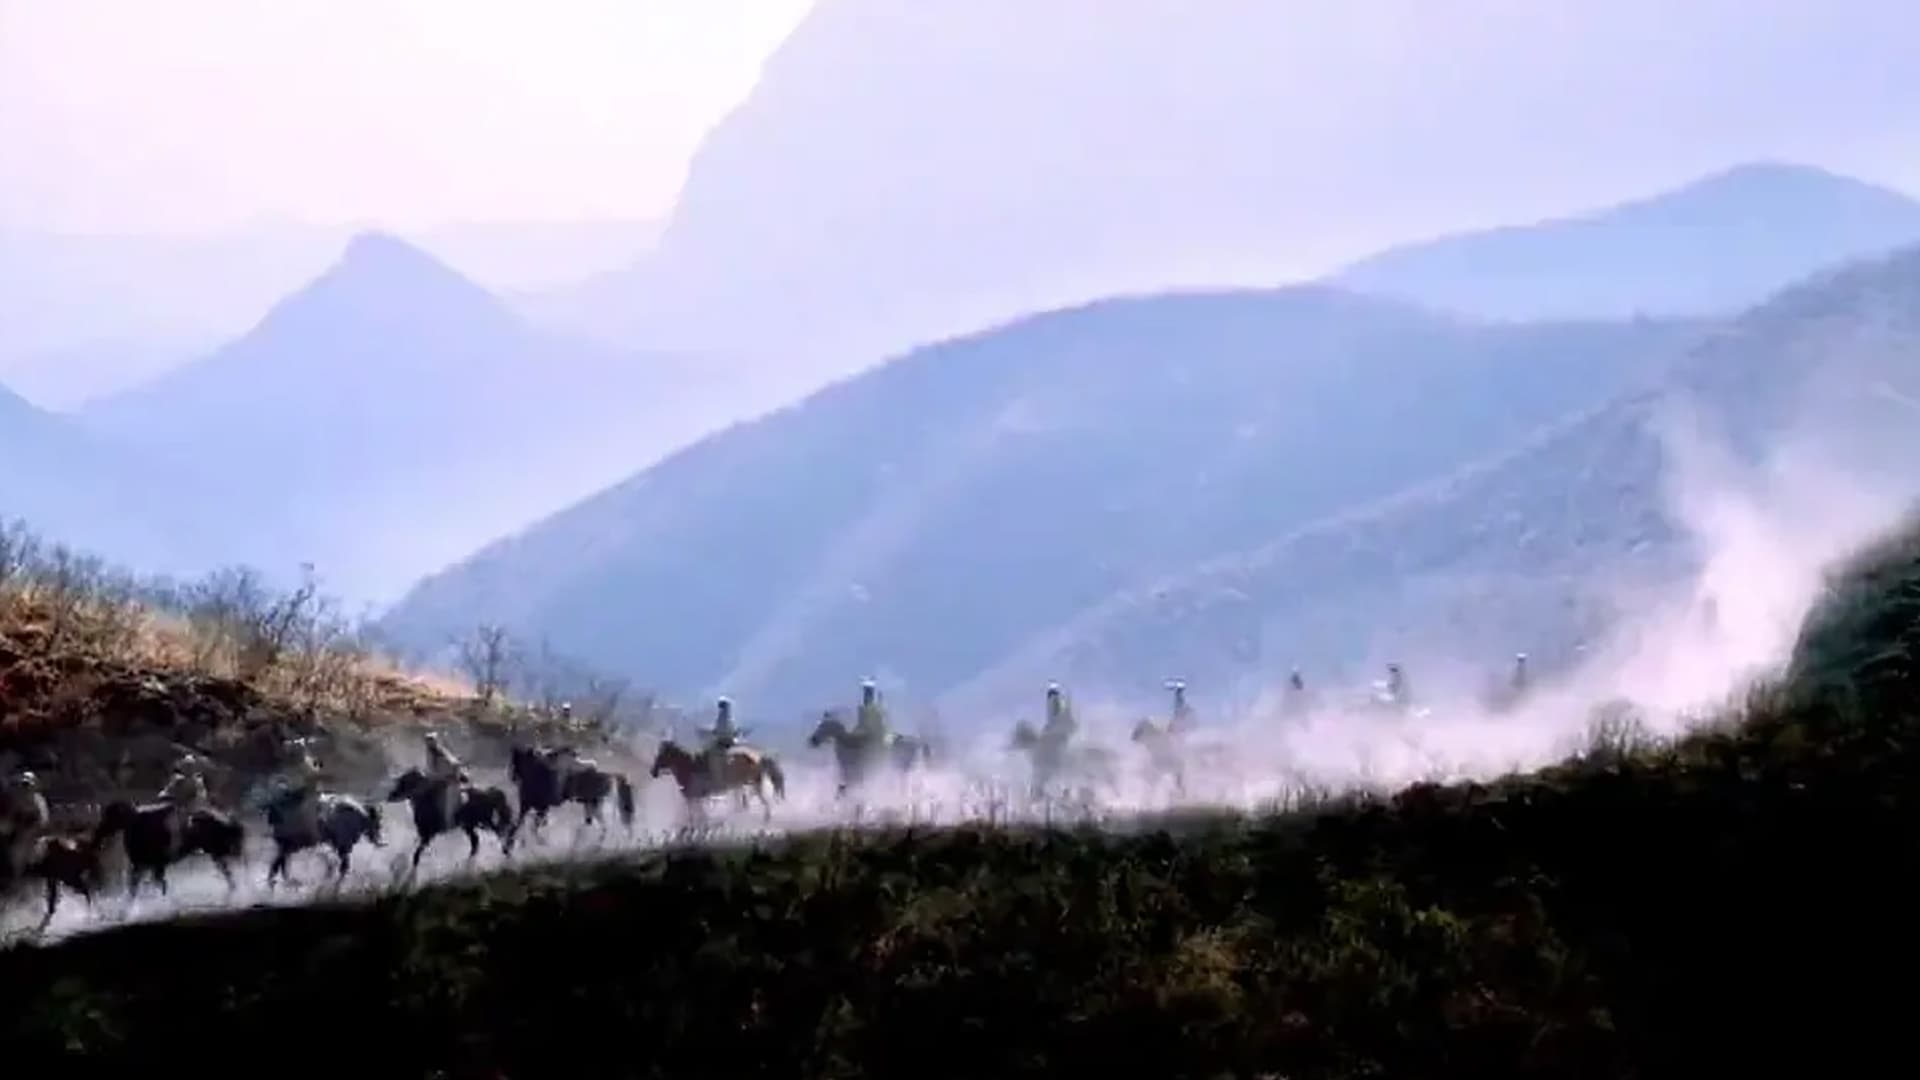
[699, 696, 748, 789]
[1384, 663, 1410, 707]
[854, 678, 891, 745]
[5, 768, 49, 838]
[276, 737, 324, 838]
[1511, 652, 1530, 696]
[422, 730, 467, 825]
[1166, 679, 1195, 736]
[1042, 683, 1077, 745]
[157, 751, 210, 839]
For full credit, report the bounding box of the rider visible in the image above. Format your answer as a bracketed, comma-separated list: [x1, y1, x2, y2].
[1384, 663, 1410, 707]
[1042, 683, 1077, 745]
[277, 737, 324, 837]
[700, 696, 747, 789]
[1511, 653, 1530, 697]
[422, 730, 467, 824]
[157, 751, 210, 839]
[5, 768, 49, 837]
[1167, 679, 1195, 736]
[854, 678, 891, 745]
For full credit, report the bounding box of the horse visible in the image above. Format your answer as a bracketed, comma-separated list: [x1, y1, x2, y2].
[1009, 721, 1120, 798]
[649, 739, 785, 823]
[1130, 718, 1188, 796]
[507, 745, 637, 844]
[3, 832, 103, 932]
[264, 791, 384, 887]
[93, 800, 244, 899]
[385, 768, 515, 870]
[807, 712, 933, 796]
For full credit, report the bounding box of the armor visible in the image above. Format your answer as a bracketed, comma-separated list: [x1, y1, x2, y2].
[1167, 679, 1194, 735]
[854, 678, 890, 744]
[422, 732, 465, 825]
[1042, 683, 1076, 744]
[699, 697, 747, 788]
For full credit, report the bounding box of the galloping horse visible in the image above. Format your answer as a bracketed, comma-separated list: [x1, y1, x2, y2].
[385, 768, 515, 870]
[506, 745, 637, 845]
[1130, 718, 1188, 796]
[264, 792, 384, 887]
[4, 832, 103, 931]
[93, 800, 243, 899]
[649, 739, 785, 823]
[807, 712, 933, 796]
[1009, 721, 1119, 798]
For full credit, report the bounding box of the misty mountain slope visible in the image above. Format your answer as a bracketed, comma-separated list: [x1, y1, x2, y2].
[382, 286, 1696, 707]
[78, 232, 736, 604]
[0, 381, 180, 568]
[956, 244, 1920, 713]
[534, 0, 1920, 385]
[1332, 163, 1920, 322]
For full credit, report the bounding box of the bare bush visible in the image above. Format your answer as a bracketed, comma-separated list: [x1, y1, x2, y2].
[457, 624, 518, 708]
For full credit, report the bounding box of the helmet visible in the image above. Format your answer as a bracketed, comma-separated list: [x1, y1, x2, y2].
[1515, 652, 1528, 662]
[423, 731, 442, 745]
[1167, 678, 1186, 692]
[1046, 682, 1061, 696]
[861, 678, 876, 690]
[16, 770, 37, 788]
[560, 701, 573, 713]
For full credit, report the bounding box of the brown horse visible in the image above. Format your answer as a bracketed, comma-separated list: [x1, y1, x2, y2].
[649, 739, 786, 822]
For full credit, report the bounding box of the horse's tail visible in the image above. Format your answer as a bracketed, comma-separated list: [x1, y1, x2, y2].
[763, 756, 786, 800]
[614, 773, 636, 826]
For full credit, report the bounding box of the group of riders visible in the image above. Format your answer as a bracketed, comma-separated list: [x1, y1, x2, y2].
[3, 653, 1539, 889]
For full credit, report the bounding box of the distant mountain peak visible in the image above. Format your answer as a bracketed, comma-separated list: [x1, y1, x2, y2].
[264, 229, 515, 335]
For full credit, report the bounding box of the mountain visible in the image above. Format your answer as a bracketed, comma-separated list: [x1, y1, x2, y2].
[0, 223, 348, 408]
[381, 287, 1695, 711]
[0, 220, 658, 410]
[79, 232, 737, 605]
[1331, 163, 1920, 322]
[0, 380, 179, 568]
[950, 245, 1920, 714]
[532, 0, 1920, 387]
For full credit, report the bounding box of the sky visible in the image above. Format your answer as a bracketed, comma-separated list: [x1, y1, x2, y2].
[0, 0, 815, 233]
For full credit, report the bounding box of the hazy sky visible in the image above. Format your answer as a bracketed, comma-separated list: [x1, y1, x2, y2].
[0, 0, 814, 232]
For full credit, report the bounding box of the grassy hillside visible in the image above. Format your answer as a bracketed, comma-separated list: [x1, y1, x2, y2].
[0, 519, 638, 828]
[6, 508, 1916, 1075]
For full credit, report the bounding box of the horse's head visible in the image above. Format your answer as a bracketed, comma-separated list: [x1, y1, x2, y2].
[808, 712, 846, 747]
[92, 800, 135, 839]
[650, 740, 687, 778]
[1131, 719, 1162, 743]
[385, 768, 425, 803]
[1009, 721, 1039, 750]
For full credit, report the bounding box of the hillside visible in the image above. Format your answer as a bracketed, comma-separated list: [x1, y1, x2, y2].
[1332, 162, 1920, 321]
[0, 519, 631, 836]
[534, 0, 1920, 382]
[964, 244, 1920, 711]
[382, 288, 1695, 711]
[5, 493, 1917, 1074]
[79, 232, 737, 605]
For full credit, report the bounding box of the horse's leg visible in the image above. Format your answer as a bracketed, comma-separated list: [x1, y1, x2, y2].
[410, 834, 430, 872]
[41, 876, 58, 929]
[465, 825, 480, 860]
[217, 857, 236, 892]
[155, 863, 169, 897]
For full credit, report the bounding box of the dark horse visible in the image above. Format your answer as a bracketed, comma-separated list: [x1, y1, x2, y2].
[264, 790, 385, 887]
[807, 712, 934, 796]
[94, 801, 244, 899]
[385, 768, 515, 870]
[4, 832, 104, 931]
[506, 746, 637, 844]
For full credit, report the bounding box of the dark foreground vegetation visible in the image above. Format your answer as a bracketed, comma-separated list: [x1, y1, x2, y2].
[6, 516, 1920, 1076]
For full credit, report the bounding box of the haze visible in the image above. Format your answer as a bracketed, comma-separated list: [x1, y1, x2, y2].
[0, 0, 814, 231]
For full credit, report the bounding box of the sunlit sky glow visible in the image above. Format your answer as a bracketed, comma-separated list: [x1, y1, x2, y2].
[0, 0, 815, 232]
